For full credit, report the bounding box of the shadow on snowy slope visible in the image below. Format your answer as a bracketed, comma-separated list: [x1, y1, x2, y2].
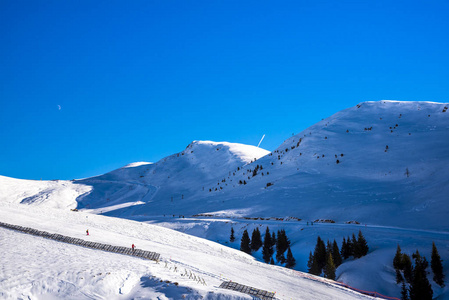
[139, 276, 252, 300]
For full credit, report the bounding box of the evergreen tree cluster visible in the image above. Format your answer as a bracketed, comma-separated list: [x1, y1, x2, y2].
[394, 242, 444, 300]
[340, 231, 369, 260]
[307, 231, 368, 280]
[250, 227, 262, 252]
[235, 226, 296, 269]
[307, 237, 342, 280]
[275, 229, 291, 263]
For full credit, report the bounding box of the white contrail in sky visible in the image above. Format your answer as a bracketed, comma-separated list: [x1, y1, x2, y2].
[257, 134, 265, 147]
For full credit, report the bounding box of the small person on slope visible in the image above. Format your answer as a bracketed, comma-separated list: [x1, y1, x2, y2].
[86, 229, 89, 236]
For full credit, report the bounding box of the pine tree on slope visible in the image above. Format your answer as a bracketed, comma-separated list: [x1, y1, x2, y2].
[240, 230, 251, 254]
[401, 282, 409, 300]
[341, 237, 350, 260]
[307, 251, 314, 273]
[396, 268, 404, 284]
[409, 250, 433, 300]
[350, 234, 357, 257]
[332, 239, 342, 267]
[276, 229, 290, 263]
[431, 242, 445, 287]
[262, 227, 274, 263]
[230, 227, 235, 243]
[324, 252, 336, 280]
[285, 247, 296, 269]
[313, 236, 327, 274]
[271, 231, 277, 248]
[250, 227, 262, 252]
[403, 253, 413, 284]
[354, 230, 369, 258]
[393, 244, 403, 270]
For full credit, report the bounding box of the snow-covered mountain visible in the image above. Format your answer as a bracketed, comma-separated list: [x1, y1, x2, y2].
[2, 100, 449, 299]
[200, 100, 449, 230]
[6, 101, 448, 230]
[0, 175, 91, 209]
[74, 141, 270, 216]
[0, 141, 269, 214]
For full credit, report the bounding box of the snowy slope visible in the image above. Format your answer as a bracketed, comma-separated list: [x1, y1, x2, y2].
[0, 175, 90, 209]
[73, 141, 270, 216]
[0, 202, 374, 300]
[2, 100, 449, 299]
[0, 141, 269, 216]
[201, 101, 449, 230]
[6, 101, 448, 229]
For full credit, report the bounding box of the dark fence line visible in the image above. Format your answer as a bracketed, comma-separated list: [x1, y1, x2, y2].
[0, 221, 160, 262]
[219, 281, 275, 300]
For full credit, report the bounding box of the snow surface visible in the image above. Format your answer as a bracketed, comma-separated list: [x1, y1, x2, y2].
[2, 100, 449, 299]
[0, 203, 374, 300]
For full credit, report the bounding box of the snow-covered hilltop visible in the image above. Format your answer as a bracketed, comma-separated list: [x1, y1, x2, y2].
[73, 141, 270, 215]
[2, 101, 448, 229]
[2, 100, 449, 299]
[0, 175, 91, 209]
[203, 100, 449, 230]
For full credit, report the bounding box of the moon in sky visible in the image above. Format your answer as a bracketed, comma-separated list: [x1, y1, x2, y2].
[58, 105, 61, 110]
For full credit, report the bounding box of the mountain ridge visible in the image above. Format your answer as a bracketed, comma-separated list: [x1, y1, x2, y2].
[1, 100, 448, 229]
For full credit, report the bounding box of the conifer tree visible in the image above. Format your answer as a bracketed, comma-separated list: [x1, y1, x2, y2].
[277, 252, 286, 264]
[240, 230, 251, 254]
[275, 230, 283, 262]
[401, 282, 409, 300]
[271, 231, 277, 248]
[332, 240, 342, 267]
[350, 234, 357, 257]
[250, 228, 262, 252]
[270, 257, 275, 265]
[396, 268, 404, 284]
[276, 229, 290, 263]
[230, 227, 235, 243]
[356, 230, 369, 257]
[307, 251, 314, 273]
[313, 236, 327, 274]
[326, 240, 332, 256]
[283, 229, 291, 248]
[431, 242, 445, 287]
[393, 245, 403, 270]
[341, 237, 351, 260]
[262, 227, 274, 263]
[403, 254, 413, 283]
[324, 252, 336, 280]
[409, 250, 433, 300]
[285, 247, 296, 269]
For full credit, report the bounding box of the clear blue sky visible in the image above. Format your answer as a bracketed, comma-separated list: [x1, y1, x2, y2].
[1, 0, 448, 180]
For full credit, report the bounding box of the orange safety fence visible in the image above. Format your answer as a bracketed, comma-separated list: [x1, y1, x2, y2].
[289, 269, 400, 300]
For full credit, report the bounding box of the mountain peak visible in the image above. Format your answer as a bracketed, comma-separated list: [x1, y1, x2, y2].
[184, 140, 270, 164]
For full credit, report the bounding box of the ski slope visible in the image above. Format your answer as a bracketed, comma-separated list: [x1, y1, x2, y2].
[1, 100, 448, 299]
[0, 202, 374, 300]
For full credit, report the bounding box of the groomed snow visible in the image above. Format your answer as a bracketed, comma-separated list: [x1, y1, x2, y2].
[0, 203, 374, 300]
